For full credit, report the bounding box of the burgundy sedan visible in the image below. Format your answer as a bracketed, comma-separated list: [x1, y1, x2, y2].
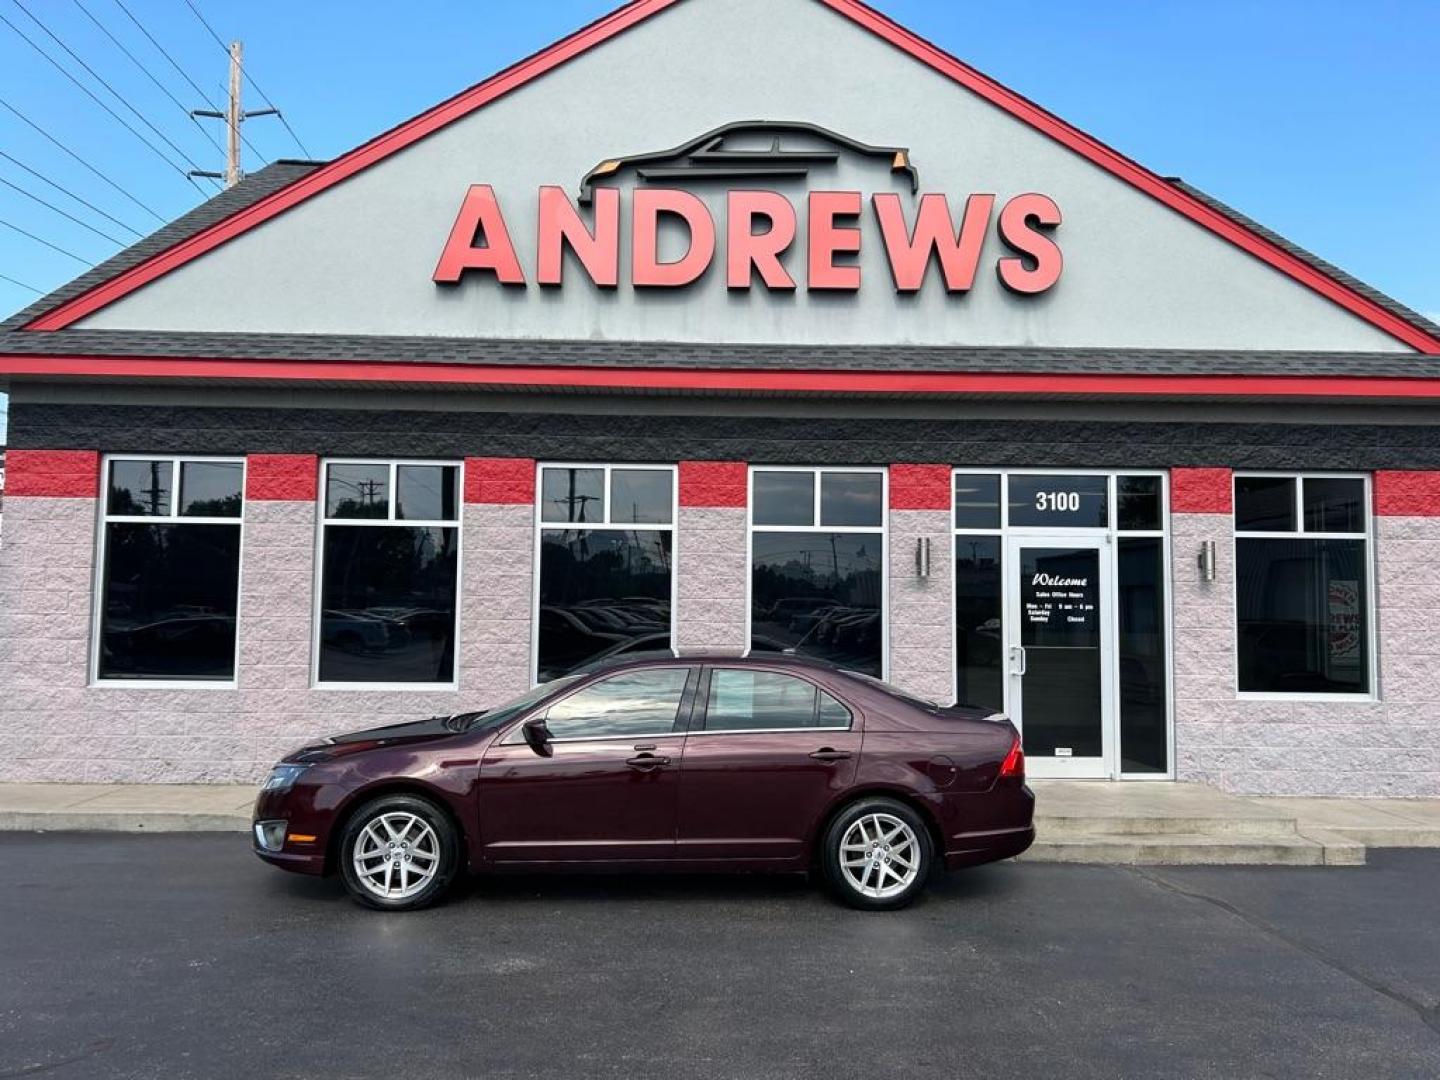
[253, 655, 1033, 911]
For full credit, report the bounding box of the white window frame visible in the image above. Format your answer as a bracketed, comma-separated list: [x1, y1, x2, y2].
[92, 453, 247, 689]
[1232, 471, 1377, 703]
[745, 466, 890, 680]
[949, 468, 1175, 781]
[531, 462, 680, 684]
[312, 458, 464, 691]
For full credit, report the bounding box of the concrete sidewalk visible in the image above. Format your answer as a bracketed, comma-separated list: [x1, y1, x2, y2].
[3, 780, 1439, 865]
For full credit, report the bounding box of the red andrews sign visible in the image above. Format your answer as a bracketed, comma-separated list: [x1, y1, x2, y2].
[432, 184, 1062, 296]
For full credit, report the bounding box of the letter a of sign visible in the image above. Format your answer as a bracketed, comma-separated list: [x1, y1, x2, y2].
[433, 184, 526, 285]
[873, 192, 995, 292]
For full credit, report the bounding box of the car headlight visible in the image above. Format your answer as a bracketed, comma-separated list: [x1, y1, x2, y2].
[261, 763, 309, 793]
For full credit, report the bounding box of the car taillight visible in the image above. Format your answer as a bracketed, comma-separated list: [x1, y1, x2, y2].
[998, 735, 1025, 780]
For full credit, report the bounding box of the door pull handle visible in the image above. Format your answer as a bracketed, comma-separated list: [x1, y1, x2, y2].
[809, 749, 853, 762]
[626, 753, 670, 770]
[1009, 645, 1028, 676]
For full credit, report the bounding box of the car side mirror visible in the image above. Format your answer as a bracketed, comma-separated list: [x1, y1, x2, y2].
[521, 717, 554, 757]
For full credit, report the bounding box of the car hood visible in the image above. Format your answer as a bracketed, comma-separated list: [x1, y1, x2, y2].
[289, 714, 467, 762]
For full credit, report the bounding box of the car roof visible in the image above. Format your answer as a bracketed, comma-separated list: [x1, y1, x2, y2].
[570, 650, 847, 677]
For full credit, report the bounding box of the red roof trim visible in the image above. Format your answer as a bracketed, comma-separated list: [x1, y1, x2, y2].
[21, 0, 683, 332]
[3, 353, 1440, 399]
[20, 0, 1440, 354]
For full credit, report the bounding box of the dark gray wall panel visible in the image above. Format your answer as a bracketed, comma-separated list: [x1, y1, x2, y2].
[11, 401, 1440, 470]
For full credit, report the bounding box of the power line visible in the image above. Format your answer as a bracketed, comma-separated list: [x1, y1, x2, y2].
[0, 174, 128, 246]
[0, 270, 43, 294]
[0, 7, 209, 194]
[0, 147, 143, 238]
[182, 0, 311, 158]
[0, 95, 166, 223]
[0, 216, 92, 265]
[71, 0, 225, 158]
[110, 0, 268, 166]
[4, 1, 219, 191]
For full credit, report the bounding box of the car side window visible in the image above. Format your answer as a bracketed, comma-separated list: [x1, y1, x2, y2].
[542, 667, 691, 740]
[817, 690, 852, 727]
[702, 669, 851, 732]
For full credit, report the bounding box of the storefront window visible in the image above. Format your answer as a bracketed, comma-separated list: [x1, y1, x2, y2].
[1117, 537, 1168, 772]
[954, 535, 1003, 711]
[750, 468, 884, 676]
[536, 465, 675, 681]
[97, 457, 244, 681]
[317, 460, 460, 685]
[1234, 474, 1372, 696]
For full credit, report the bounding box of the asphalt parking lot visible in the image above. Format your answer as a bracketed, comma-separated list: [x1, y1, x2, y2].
[2, 834, 1437, 1079]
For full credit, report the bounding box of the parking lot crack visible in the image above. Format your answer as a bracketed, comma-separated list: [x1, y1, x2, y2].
[1131, 867, 1440, 1039]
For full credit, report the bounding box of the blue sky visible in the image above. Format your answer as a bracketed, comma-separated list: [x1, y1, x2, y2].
[0, 1, 1436, 387]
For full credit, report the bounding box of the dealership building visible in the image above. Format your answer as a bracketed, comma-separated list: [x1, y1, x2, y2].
[1, 0, 1437, 793]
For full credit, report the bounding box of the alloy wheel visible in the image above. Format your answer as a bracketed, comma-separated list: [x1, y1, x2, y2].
[351, 811, 441, 901]
[838, 812, 922, 900]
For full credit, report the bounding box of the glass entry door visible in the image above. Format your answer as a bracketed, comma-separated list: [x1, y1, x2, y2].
[1005, 536, 1116, 779]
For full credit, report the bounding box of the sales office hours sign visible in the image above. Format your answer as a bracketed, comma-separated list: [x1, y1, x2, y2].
[431, 121, 1063, 297]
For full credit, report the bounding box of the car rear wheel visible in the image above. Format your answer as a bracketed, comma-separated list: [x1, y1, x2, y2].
[338, 794, 459, 911]
[821, 797, 933, 911]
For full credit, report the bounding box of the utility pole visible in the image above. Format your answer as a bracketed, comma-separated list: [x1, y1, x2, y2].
[225, 41, 242, 187]
[190, 41, 280, 189]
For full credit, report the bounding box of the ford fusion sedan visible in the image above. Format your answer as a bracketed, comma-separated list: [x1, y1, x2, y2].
[253, 655, 1033, 911]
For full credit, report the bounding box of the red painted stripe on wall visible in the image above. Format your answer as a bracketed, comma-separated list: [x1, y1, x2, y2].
[465, 457, 535, 504]
[889, 464, 951, 511]
[679, 460, 747, 508]
[1374, 471, 1440, 517]
[1171, 467, 1233, 514]
[5, 449, 99, 497]
[245, 454, 318, 501]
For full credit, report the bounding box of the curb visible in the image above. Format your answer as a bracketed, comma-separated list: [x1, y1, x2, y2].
[0, 812, 250, 833]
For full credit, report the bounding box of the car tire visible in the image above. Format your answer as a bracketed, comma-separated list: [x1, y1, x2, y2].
[820, 797, 934, 911]
[338, 794, 460, 912]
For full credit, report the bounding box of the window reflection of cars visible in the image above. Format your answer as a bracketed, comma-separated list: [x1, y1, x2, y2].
[537, 602, 673, 681]
[103, 613, 236, 672]
[766, 597, 831, 618]
[321, 609, 393, 654]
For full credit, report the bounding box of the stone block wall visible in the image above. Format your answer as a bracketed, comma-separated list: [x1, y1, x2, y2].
[674, 461, 748, 654]
[0, 452, 539, 783]
[1170, 468, 1440, 797]
[886, 465, 955, 703]
[4, 448, 1436, 794]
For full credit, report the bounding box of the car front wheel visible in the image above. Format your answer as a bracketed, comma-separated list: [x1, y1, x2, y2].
[338, 794, 459, 911]
[821, 797, 933, 911]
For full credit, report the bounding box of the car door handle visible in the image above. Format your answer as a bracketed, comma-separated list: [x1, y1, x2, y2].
[626, 753, 670, 771]
[809, 748, 853, 762]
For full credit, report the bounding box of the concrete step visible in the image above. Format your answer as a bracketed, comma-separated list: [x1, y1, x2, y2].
[1020, 831, 1366, 867]
[1037, 814, 1300, 840]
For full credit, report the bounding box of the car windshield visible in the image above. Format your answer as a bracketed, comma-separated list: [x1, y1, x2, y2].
[459, 676, 583, 732]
